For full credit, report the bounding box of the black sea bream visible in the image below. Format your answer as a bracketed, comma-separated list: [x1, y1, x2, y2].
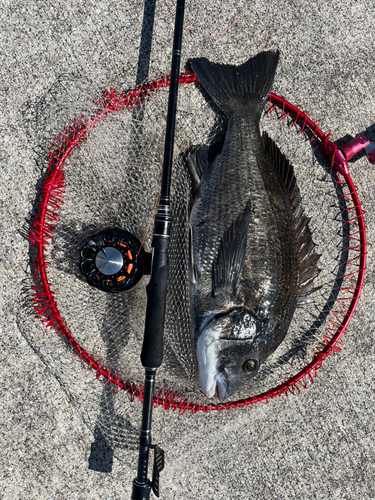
[188, 51, 320, 400]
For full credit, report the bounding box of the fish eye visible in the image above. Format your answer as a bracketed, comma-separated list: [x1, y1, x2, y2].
[243, 359, 257, 373]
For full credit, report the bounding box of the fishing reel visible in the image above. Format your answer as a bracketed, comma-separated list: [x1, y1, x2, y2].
[79, 229, 151, 293]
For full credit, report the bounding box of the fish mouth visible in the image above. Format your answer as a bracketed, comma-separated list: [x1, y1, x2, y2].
[196, 308, 260, 401]
[197, 331, 230, 400]
[201, 369, 229, 401]
[215, 372, 229, 401]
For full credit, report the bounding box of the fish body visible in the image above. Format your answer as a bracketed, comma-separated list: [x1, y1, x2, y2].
[188, 52, 317, 401]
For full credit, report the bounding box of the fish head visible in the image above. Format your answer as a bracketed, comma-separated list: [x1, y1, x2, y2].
[196, 308, 267, 401]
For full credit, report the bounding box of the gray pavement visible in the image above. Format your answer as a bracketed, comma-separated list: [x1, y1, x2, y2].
[0, 1, 374, 499]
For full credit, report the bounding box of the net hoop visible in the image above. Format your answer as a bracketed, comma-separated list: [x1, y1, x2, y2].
[29, 73, 367, 414]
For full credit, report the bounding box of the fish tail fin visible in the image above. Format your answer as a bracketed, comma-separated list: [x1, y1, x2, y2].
[191, 51, 279, 115]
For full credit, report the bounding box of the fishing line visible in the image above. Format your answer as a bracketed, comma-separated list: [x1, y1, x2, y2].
[138, 190, 161, 257]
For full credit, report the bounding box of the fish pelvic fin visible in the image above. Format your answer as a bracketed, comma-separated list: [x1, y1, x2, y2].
[190, 51, 280, 116]
[262, 132, 322, 304]
[212, 200, 252, 298]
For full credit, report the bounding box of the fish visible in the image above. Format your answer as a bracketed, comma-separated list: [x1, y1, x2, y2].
[188, 51, 320, 401]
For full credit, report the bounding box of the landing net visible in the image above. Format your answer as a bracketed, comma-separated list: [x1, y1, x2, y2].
[27, 74, 366, 421]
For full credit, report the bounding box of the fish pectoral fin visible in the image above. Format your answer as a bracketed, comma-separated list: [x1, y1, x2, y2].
[212, 201, 252, 298]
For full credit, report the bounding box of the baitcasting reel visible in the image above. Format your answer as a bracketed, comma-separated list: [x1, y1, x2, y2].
[79, 229, 151, 293]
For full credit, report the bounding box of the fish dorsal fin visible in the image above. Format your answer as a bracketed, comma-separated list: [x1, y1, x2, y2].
[261, 132, 321, 304]
[212, 201, 252, 298]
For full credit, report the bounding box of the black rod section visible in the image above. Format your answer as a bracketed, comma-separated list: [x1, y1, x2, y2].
[132, 1, 185, 499]
[131, 368, 155, 500]
[160, 0, 185, 201]
[141, 0, 185, 371]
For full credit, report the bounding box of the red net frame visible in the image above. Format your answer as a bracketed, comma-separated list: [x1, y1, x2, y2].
[29, 73, 367, 414]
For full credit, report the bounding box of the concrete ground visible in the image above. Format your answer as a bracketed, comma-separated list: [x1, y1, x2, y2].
[0, 1, 374, 499]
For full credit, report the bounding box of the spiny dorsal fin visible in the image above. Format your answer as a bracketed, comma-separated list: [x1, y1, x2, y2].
[261, 132, 321, 303]
[212, 201, 252, 298]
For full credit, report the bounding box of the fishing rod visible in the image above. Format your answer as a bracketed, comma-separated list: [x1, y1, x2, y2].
[131, 0, 185, 498]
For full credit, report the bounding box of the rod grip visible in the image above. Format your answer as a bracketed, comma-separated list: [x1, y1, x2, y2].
[131, 480, 152, 500]
[141, 237, 169, 368]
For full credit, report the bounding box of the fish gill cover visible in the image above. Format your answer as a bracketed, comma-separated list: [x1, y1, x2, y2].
[20, 63, 358, 451]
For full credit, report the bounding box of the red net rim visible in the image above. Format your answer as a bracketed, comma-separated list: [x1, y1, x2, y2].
[29, 73, 367, 414]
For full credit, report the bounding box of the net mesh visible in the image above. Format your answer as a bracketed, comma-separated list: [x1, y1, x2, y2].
[20, 73, 365, 450]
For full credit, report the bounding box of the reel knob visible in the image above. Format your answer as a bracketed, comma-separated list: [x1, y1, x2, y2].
[79, 229, 150, 293]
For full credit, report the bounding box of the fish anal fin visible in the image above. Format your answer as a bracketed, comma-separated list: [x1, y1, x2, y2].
[188, 135, 225, 193]
[212, 201, 252, 298]
[187, 147, 208, 191]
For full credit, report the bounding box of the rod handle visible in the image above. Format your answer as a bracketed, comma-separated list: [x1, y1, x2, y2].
[131, 479, 152, 500]
[141, 236, 169, 368]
